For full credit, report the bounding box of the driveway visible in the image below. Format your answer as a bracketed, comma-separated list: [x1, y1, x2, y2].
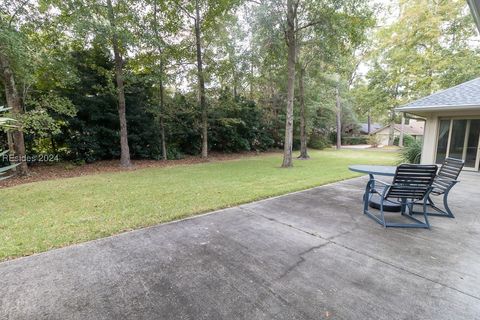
[1, 173, 480, 319]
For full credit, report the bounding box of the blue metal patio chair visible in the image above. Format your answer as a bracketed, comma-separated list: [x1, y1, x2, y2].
[363, 164, 438, 228]
[426, 157, 464, 218]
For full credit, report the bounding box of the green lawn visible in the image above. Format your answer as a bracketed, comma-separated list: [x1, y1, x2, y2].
[0, 149, 398, 261]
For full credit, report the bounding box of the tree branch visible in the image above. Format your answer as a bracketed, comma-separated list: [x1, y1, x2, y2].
[175, 3, 196, 21]
[295, 19, 324, 33]
[8, 0, 30, 27]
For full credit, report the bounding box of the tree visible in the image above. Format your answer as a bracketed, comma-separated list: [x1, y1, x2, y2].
[270, 0, 372, 167]
[281, 0, 297, 168]
[194, 0, 208, 159]
[105, 0, 131, 167]
[151, 0, 168, 160]
[0, 50, 28, 175]
[295, 0, 373, 156]
[137, 0, 176, 160]
[175, 0, 238, 159]
[297, 65, 309, 158]
[49, 0, 137, 167]
[0, 1, 33, 175]
[366, 0, 480, 144]
[335, 79, 341, 149]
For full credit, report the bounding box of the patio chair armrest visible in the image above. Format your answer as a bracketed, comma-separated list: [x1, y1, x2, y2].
[435, 177, 460, 185]
[408, 186, 436, 204]
[433, 178, 460, 194]
[368, 179, 391, 196]
[370, 179, 391, 187]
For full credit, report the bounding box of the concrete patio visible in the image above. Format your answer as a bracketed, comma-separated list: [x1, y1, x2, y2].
[1, 172, 479, 319]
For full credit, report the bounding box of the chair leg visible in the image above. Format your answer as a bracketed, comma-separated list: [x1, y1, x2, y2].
[426, 188, 456, 218]
[363, 180, 372, 214]
[381, 198, 430, 229]
[363, 194, 429, 229]
[427, 195, 435, 207]
[400, 198, 407, 216]
[412, 190, 456, 219]
[363, 193, 390, 227]
[423, 200, 430, 229]
[380, 200, 386, 228]
[363, 191, 369, 214]
[442, 191, 455, 218]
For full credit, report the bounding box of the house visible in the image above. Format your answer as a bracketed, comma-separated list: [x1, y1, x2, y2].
[372, 119, 424, 146]
[468, 0, 480, 31]
[396, 77, 480, 172]
[359, 123, 382, 135]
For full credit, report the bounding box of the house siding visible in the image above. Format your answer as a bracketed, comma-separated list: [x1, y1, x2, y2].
[421, 114, 438, 164]
[420, 110, 480, 167]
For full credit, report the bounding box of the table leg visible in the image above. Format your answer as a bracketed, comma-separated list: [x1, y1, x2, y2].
[363, 174, 374, 213]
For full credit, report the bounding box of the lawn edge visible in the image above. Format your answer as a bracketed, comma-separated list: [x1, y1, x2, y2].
[0, 174, 366, 265]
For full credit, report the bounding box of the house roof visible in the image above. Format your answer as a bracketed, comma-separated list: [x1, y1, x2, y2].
[396, 77, 480, 113]
[468, 0, 480, 33]
[359, 123, 382, 134]
[372, 122, 424, 136]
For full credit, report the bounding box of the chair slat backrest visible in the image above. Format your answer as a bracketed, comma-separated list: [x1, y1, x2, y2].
[432, 158, 464, 194]
[386, 164, 438, 200]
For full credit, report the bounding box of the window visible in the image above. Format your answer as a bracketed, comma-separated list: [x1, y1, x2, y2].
[436, 119, 480, 170]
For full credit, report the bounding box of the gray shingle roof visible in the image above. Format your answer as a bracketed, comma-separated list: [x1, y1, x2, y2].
[468, 0, 480, 33]
[397, 77, 480, 112]
[372, 121, 424, 136]
[359, 123, 382, 134]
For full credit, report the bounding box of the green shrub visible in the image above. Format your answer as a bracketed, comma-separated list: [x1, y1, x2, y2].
[401, 139, 422, 164]
[367, 135, 379, 147]
[166, 145, 185, 160]
[394, 134, 416, 147]
[308, 134, 330, 150]
[209, 96, 275, 153]
[342, 136, 368, 145]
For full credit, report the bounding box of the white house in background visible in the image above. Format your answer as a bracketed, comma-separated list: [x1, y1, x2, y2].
[396, 77, 480, 172]
[372, 120, 424, 146]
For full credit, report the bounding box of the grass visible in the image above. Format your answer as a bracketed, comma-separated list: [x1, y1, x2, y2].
[0, 149, 398, 261]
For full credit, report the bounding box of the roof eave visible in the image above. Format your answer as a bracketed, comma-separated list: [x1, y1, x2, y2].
[396, 104, 480, 113]
[468, 0, 480, 33]
[372, 126, 424, 136]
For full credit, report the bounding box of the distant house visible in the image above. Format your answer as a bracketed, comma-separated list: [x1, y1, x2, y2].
[359, 123, 382, 135]
[396, 77, 480, 171]
[372, 119, 424, 146]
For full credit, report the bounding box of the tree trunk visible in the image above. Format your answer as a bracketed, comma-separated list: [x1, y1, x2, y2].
[281, 0, 296, 168]
[250, 50, 254, 100]
[107, 0, 131, 167]
[389, 84, 399, 146]
[159, 70, 167, 160]
[6, 131, 14, 157]
[367, 111, 371, 134]
[0, 51, 28, 175]
[335, 83, 342, 150]
[195, 0, 208, 159]
[298, 67, 309, 159]
[153, 2, 167, 161]
[232, 71, 238, 97]
[388, 110, 396, 146]
[399, 113, 405, 147]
